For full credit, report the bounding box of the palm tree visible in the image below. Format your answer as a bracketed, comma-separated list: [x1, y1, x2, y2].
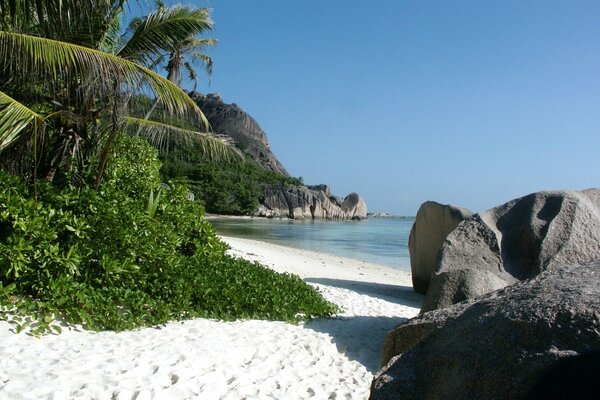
[0, 0, 234, 186]
[127, 4, 217, 124]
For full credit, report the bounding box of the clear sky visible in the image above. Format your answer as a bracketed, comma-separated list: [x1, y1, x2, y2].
[155, 0, 600, 215]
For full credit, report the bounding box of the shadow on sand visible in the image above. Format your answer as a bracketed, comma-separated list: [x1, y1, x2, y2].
[303, 278, 424, 373]
[304, 277, 423, 307]
[305, 315, 409, 373]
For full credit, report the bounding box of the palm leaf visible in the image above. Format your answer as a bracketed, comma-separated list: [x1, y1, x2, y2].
[184, 61, 199, 91]
[97, 7, 123, 54]
[191, 52, 214, 79]
[0, 31, 209, 128]
[118, 5, 213, 64]
[0, 90, 43, 151]
[0, 0, 126, 48]
[122, 116, 240, 161]
[189, 37, 218, 48]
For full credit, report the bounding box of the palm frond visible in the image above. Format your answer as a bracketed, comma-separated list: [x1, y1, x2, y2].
[0, 31, 209, 128]
[97, 8, 122, 53]
[117, 5, 213, 64]
[185, 38, 216, 86]
[191, 52, 214, 78]
[122, 116, 240, 161]
[0, 90, 43, 151]
[147, 53, 166, 71]
[184, 61, 199, 91]
[0, 0, 127, 48]
[188, 37, 218, 49]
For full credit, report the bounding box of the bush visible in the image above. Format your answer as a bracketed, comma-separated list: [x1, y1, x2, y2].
[160, 142, 303, 215]
[0, 137, 337, 335]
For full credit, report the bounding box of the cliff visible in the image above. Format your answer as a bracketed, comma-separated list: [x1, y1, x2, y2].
[190, 92, 288, 176]
[191, 92, 367, 219]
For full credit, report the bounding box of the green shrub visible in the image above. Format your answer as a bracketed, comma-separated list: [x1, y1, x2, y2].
[0, 137, 337, 335]
[160, 141, 303, 215]
[103, 135, 163, 198]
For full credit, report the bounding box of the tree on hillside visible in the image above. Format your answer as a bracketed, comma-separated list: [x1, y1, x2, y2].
[0, 0, 234, 187]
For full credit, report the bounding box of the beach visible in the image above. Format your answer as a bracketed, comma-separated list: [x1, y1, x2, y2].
[0, 236, 422, 400]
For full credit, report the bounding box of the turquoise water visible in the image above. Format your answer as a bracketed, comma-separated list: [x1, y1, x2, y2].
[209, 217, 414, 271]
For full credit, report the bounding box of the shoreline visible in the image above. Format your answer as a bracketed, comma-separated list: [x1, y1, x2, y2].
[206, 213, 416, 220]
[205, 213, 257, 220]
[207, 215, 413, 272]
[0, 235, 422, 400]
[220, 235, 417, 301]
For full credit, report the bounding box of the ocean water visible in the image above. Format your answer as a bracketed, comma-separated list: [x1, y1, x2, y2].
[208, 216, 415, 271]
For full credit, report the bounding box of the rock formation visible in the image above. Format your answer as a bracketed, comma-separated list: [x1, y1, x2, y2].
[341, 193, 368, 220]
[422, 189, 600, 312]
[408, 201, 473, 294]
[190, 92, 288, 175]
[192, 92, 367, 219]
[371, 262, 600, 400]
[256, 184, 367, 220]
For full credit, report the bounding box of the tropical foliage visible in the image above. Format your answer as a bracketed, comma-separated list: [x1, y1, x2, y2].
[162, 151, 302, 215]
[0, 136, 338, 335]
[0, 0, 232, 185]
[0, 2, 338, 334]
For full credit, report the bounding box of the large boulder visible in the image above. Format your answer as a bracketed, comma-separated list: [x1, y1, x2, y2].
[341, 192, 368, 220]
[408, 201, 473, 294]
[423, 189, 600, 312]
[420, 268, 509, 312]
[371, 262, 600, 400]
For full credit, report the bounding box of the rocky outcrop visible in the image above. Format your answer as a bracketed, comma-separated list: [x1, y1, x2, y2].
[408, 201, 473, 294]
[371, 262, 600, 400]
[256, 184, 367, 220]
[191, 92, 288, 175]
[341, 192, 368, 220]
[423, 189, 600, 312]
[191, 92, 368, 219]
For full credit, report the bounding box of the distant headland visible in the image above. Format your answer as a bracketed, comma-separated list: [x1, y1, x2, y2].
[189, 92, 368, 220]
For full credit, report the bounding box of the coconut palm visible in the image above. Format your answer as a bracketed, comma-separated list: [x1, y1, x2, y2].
[0, 0, 234, 185]
[127, 4, 217, 123]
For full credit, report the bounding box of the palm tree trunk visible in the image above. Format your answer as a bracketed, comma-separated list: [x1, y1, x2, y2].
[95, 81, 121, 189]
[138, 50, 180, 125]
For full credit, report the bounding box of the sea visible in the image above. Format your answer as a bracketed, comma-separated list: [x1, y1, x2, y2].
[208, 216, 414, 272]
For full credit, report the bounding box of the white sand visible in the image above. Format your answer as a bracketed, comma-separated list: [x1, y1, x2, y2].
[0, 236, 422, 400]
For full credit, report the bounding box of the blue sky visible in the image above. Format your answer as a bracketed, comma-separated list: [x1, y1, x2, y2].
[152, 1, 600, 215]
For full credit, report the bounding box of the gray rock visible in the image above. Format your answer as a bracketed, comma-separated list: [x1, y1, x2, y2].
[191, 92, 368, 220]
[329, 195, 344, 207]
[257, 184, 365, 220]
[379, 303, 466, 370]
[341, 192, 368, 220]
[408, 201, 473, 294]
[424, 189, 600, 311]
[190, 92, 289, 176]
[420, 268, 510, 313]
[372, 262, 600, 400]
[307, 184, 332, 197]
[526, 350, 600, 399]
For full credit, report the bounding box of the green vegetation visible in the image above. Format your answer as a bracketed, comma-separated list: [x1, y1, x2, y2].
[0, 1, 338, 334]
[0, 137, 338, 335]
[161, 145, 302, 215]
[0, 0, 233, 185]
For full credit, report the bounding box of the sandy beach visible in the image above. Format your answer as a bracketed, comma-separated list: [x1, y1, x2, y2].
[0, 236, 422, 400]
